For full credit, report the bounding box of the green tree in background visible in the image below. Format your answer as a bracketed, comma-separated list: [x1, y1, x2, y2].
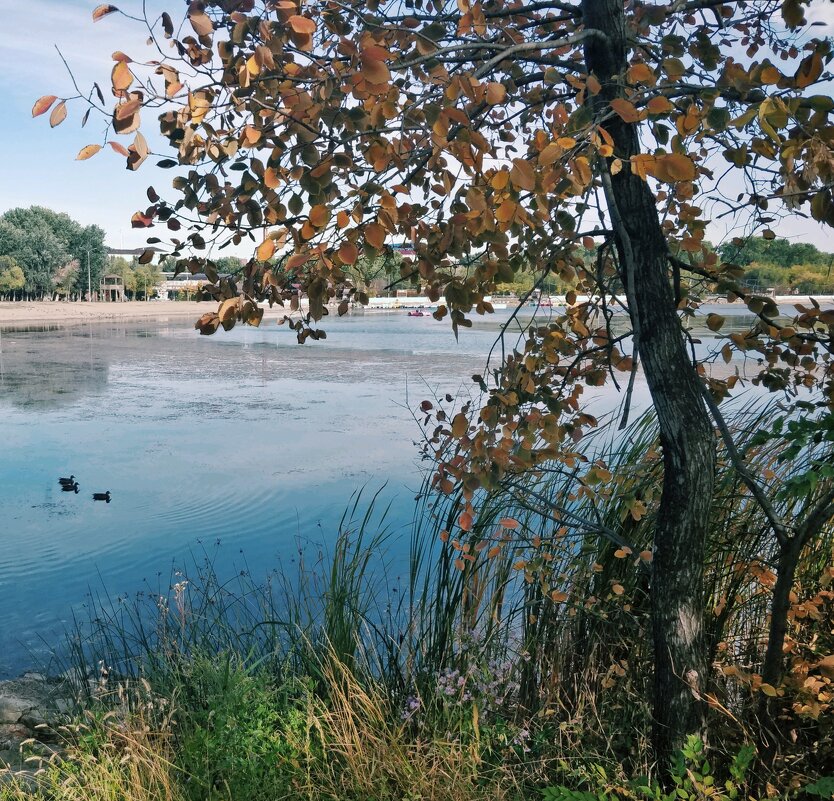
[0, 255, 25, 300]
[0, 207, 107, 299]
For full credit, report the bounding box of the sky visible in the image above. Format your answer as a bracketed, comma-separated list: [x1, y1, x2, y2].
[1, 0, 834, 256]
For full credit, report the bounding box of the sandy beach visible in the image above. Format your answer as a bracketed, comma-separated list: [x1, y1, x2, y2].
[0, 300, 290, 327]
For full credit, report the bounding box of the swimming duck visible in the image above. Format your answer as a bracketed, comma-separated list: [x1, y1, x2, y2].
[92, 491, 111, 503]
[58, 475, 76, 486]
[61, 482, 79, 493]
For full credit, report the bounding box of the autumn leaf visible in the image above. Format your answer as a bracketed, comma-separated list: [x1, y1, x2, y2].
[309, 204, 330, 227]
[76, 144, 102, 160]
[458, 511, 473, 531]
[189, 10, 214, 36]
[338, 242, 358, 265]
[256, 239, 276, 262]
[486, 82, 506, 104]
[795, 52, 823, 89]
[495, 200, 516, 223]
[364, 222, 385, 249]
[109, 140, 130, 157]
[49, 101, 67, 128]
[32, 95, 58, 118]
[92, 4, 118, 21]
[627, 63, 655, 85]
[499, 517, 519, 529]
[451, 413, 468, 437]
[111, 61, 133, 94]
[706, 313, 725, 332]
[610, 98, 644, 123]
[289, 15, 316, 34]
[510, 158, 535, 191]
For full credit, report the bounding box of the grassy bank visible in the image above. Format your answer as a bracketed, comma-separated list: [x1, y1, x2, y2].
[2, 410, 833, 800]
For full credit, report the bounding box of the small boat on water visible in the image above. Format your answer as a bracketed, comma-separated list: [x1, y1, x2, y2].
[407, 310, 427, 317]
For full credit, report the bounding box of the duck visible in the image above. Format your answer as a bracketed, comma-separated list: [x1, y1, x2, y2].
[58, 475, 76, 486]
[61, 482, 79, 493]
[92, 491, 111, 503]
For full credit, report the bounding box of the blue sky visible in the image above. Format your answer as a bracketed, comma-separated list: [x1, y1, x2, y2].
[1, 0, 833, 256]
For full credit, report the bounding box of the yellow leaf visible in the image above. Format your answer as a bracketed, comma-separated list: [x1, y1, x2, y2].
[76, 144, 102, 161]
[706, 313, 725, 332]
[451, 413, 468, 438]
[557, 136, 577, 149]
[112, 60, 133, 93]
[759, 683, 778, 697]
[256, 239, 276, 261]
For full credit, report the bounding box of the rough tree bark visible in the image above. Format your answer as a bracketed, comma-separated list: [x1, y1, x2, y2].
[581, 0, 716, 769]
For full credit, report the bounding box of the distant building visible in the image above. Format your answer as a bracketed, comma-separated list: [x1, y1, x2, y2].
[100, 274, 126, 302]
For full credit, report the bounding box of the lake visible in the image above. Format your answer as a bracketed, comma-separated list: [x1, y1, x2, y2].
[0, 303, 796, 675]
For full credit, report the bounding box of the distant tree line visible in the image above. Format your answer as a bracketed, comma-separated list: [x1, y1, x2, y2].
[0, 207, 108, 300]
[716, 236, 834, 294]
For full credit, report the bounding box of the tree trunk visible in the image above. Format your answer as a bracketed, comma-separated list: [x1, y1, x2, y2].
[581, 0, 716, 770]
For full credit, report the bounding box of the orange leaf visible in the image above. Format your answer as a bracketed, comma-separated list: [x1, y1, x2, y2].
[485, 81, 506, 104]
[760, 65, 781, 85]
[309, 204, 329, 227]
[360, 57, 391, 85]
[92, 4, 118, 21]
[795, 52, 823, 89]
[338, 242, 358, 265]
[76, 144, 102, 160]
[499, 517, 519, 529]
[551, 590, 569, 603]
[659, 153, 696, 181]
[458, 511, 473, 531]
[610, 98, 643, 123]
[109, 140, 130, 157]
[32, 95, 58, 118]
[495, 200, 516, 223]
[612, 583, 625, 596]
[365, 222, 385, 249]
[112, 61, 133, 93]
[256, 239, 276, 261]
[646, 96, 673, 115]
[627, 63, 655, 85]
[289, 15, 316, 34]
[49, 101, 67, 128]
[336, 211, 350, 228]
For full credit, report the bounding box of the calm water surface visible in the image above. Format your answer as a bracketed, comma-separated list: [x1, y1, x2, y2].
[0, 304, 788, 675]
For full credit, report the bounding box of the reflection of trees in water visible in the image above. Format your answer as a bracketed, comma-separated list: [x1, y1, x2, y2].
[0, 325, 111, 409]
